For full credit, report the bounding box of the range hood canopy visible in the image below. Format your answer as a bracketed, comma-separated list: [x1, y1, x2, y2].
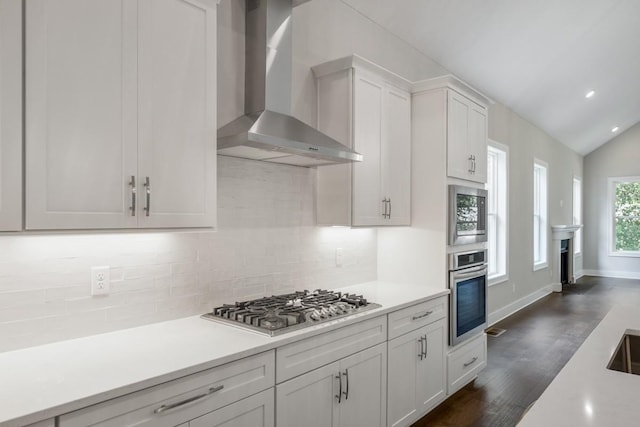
[217, 0, 362, 167]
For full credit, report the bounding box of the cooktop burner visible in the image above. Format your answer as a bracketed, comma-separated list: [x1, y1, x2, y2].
[201, 289, 380, 336]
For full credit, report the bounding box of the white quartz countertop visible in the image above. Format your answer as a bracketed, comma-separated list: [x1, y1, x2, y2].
[0, 281, 448, 427]
[518, 305, 640, 426]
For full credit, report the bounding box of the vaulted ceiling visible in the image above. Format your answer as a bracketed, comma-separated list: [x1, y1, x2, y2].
[339, 0, 640, 155]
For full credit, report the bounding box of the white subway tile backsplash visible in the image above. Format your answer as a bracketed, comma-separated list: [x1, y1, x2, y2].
[0, 157, 377, 352]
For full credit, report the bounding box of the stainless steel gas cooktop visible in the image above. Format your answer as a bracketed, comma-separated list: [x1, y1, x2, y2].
[201, 289, 380, 336]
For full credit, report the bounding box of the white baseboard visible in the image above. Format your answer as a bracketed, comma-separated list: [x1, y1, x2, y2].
[488, 284, 553, 326]
[582, 269, 640, 280]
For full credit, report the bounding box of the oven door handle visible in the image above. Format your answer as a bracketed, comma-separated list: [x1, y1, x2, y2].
[452, 265, 488, 280]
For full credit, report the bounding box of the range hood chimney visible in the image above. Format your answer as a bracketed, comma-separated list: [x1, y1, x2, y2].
[217, 0, 362, 167]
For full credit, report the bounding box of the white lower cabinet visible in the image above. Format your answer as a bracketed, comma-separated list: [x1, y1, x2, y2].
[447, 333, 487, 395]
[188, 388, 274, 427]
[58, 351, 274, 427]
[276, 343, 387, 427]
[25, 420, 55, 427]
[387, 318, 446, 427]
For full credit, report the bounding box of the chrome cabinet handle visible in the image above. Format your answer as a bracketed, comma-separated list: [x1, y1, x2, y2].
[343, 369, 349, 400]
[335, 372, 342, 403]
[412, 310, 433, 321]
[388, 198, 391, 219]
[472, 155, 476, 174]
[418, 336, 425, 360]
[129, 176, 136, 216]
[153, 385, 223, 414]
[422, 334, 428, 358]
[382, 198, 389, 219]
[463, 356, 478, 368]
[468, 155, 474, 173]
[143, 176, 151, 216]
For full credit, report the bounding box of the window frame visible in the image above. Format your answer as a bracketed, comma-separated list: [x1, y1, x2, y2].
[573, 176, 582, 256]
[487, 140, 509, 286]
[533, 159, 549, 271]
[609, 176, 640, 257]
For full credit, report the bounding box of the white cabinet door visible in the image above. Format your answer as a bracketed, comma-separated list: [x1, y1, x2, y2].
[382, 86, 411, 226]
[388, 319, 446, 427]
[446, 90, 487, 184]
[25, 0, 138, 229]
[416, 319, 446, 416]
[338, 343, 387, 427]
[25, 0, 216, 230]
[0, 0, 22, 231]
[352, 71, 384, 226]
[468, 103, 488, 183]
[387, 328, 422, 427]
[315, 60, 411, 227]
[189, 388, 274, 427]
[137, 0, 217, 228]
[276, 361, 339, 427]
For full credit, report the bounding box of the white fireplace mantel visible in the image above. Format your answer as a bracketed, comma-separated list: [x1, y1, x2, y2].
[551, 224, 583, 292]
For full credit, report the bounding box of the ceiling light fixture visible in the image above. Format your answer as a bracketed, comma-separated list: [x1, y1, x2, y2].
[585, 90, 595, 98]
[612, 126, 619, 133]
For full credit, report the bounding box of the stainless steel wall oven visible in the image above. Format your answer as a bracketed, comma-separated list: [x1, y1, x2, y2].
[449, 249, 488, 346]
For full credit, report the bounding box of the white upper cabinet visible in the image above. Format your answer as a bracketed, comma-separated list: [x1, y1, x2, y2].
[447, 90, 488, 183]
[314, 55, 411, 227]
[413, 76, 490, 185]
[0, 0, 23, 231]
[25, 0, 217, 230]
[137, 0, 217, 228]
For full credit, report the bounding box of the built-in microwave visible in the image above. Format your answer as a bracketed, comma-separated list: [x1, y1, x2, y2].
[448, 185, 488, 246]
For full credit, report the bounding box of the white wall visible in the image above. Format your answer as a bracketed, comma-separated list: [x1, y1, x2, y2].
[0, 156, 377, 353]
[583, 121, 640, 279]
[487, 103, 583, 318]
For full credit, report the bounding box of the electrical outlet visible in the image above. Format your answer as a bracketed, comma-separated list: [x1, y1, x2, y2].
[91, 266, 110, 296]
[336, 248, 343, 267]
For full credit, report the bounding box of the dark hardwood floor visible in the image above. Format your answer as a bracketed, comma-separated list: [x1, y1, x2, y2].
[412, 276, 640, 427]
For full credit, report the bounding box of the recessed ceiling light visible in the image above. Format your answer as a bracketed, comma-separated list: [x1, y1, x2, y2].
[612, 126, 619, 133]
[585, 90, 595, 98]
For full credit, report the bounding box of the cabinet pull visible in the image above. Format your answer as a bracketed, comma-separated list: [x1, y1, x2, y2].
[153, 385, 224, 414]
[143, 176, 151, 216]
[463, 356, 478, 368]
[129, 176, 136, 216]
[412, 310, 433, 321]
[423, 334, 428, 358]
[343, 369, 349, 400]
[468, 155, 474, 173]
[381, 198, 388, 219]
[388, 198, 391, 219]
[335, 372, 342, 403]
[417, 336, 425, 360]
[471, 155, 476, 174]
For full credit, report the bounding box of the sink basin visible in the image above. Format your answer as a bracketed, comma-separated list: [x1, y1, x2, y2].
[607, 330, 640, 375]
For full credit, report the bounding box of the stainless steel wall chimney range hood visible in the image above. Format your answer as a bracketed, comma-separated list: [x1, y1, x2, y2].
[217, 0, 362, 167]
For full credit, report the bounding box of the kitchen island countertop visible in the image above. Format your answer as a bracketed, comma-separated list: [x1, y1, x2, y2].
[0, 281, 448, 427]
[518, 304, 640, 426]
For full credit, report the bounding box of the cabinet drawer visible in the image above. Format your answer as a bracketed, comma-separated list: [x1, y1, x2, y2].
[388, 297, 446, 340]
[189, 388, 274, 427]
[447, 333, 486, 395]
[276, 315, 387, 383]
[59, 350, 275, 427]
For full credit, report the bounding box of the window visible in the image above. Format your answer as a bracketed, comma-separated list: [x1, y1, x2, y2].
[487, 142, 508, 284]
[610, 177, 640, 255]
[573, 177, 582, 255]
[533, 160, 548, 269]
